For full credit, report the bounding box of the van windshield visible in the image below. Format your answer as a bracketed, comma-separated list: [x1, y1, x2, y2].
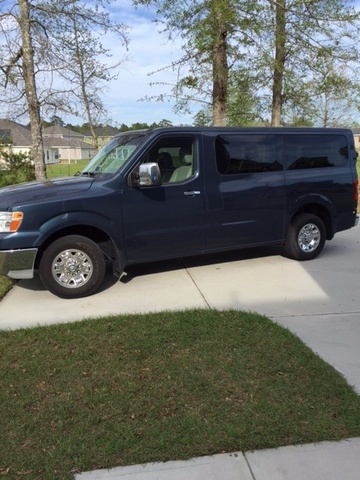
[81, 132, 146, 176]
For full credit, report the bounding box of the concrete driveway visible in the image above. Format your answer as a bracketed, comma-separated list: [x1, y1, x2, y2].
[1, 226, 359, 392]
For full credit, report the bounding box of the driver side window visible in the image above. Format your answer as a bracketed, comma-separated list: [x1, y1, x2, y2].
[140, 136, 197, 184]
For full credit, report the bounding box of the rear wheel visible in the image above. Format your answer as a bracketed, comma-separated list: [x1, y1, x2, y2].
[39, 235, 106, 298]
[285, 213, 326, 260]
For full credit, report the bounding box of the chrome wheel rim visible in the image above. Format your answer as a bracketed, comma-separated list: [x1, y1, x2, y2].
[51, 248, 93, 288]
[298, 223, 321, 252]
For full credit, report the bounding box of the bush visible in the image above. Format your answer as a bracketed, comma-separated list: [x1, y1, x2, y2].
[0, 150, 36, 187]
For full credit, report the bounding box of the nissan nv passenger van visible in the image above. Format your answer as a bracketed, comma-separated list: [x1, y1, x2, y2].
[0, 127, 358, 298]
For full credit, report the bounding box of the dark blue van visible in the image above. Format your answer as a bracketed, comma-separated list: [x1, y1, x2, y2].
[0, 127, 358, 298]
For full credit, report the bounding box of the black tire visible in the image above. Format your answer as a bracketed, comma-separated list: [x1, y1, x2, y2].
[39, 235, 106, 298]
[284, 213, 326, 260]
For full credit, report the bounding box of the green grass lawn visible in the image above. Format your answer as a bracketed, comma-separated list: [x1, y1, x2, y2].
[46, 159, 89, 179]
[1, 309, 360, 479]
[0, 275, 13, 300]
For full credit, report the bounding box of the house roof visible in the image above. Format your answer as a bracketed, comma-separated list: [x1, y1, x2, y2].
[44, 136, 94, 150]
[80, 125, 121, 137]
[94, 126, 121, 137]
[43, 125, 83, 138]
[0, 119, 96, 150]
[43, 125, 96, 150]
[0, 119, 32, 146]
[0, 129, 11, 143]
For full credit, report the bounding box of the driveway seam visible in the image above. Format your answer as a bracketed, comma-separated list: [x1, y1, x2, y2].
[243, 452, 257, 480]
[270, 311, 360, 319]
[179, 259, 211, 309]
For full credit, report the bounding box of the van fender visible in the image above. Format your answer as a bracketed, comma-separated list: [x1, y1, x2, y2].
[287, 193, 336, 239]
[35, 211, 125, 275]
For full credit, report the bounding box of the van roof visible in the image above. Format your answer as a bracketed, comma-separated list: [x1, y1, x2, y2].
[116, 126, 354, 137]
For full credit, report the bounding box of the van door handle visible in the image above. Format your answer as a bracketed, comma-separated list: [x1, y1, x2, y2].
[184, 190, 201, 197]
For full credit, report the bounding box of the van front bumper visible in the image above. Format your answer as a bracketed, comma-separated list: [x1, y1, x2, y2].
[0, 248, 38, 279]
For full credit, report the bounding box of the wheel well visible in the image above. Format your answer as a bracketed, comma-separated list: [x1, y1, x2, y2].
[35, 226, 119, 269]
[291, 205, 334, 240]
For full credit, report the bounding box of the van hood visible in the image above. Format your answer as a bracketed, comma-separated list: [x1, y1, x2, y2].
[0, 176, 94, 210]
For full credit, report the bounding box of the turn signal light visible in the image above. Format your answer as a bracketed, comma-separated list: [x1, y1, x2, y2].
[0, 211, 24, 232]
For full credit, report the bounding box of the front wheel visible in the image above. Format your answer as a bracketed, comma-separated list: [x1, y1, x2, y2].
[39, 235, 106, 298]
[284, 213, 326, 260]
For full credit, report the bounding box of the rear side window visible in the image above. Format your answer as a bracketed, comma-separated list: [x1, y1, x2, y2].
[283, 134, 348, 170]
[216, 134, 282, 175]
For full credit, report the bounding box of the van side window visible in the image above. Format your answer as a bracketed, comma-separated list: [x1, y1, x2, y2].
[138, 137, 197, 184]
[215, 135, 282, 175]
[283, 134, 348, 170]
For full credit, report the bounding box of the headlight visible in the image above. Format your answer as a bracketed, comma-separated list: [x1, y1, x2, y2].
[0, 212, 24, 232]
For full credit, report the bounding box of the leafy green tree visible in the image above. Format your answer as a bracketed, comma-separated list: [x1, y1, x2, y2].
[193, 109, 212, 126]
[118, 123, 131, 132]
[134, 0, 254, 126]
[254, 0, 360, 126]
[48, 115, 65, 127]
[155, 119, 174, 127]
[226, 69, 265, 126]
[0, 148, 35, 187]
[304, 55, 360, 127]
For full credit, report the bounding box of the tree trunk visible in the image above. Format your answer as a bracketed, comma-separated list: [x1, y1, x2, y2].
[270, 0, 286, 127]
[18, 0, 47, 180]
[212, 3, 228, 126]
[71, 17, 99, 150]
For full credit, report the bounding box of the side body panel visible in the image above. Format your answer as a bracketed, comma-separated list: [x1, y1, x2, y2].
[282, 131, 358, 235]
[201, 132, 286, 250]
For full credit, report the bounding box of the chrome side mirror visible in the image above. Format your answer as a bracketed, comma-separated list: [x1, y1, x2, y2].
[139, 162, 162, 187]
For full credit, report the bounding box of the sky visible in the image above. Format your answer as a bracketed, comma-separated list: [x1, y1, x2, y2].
[79, 1, 196, 127]
[4, 0, 360, 128]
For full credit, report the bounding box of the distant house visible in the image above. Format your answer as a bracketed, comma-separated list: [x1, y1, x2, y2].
[43, 125, 97, 163]
[0, 120, 33, 165]
[82, 125, 121, 149]
[0, 119, 97, 165]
